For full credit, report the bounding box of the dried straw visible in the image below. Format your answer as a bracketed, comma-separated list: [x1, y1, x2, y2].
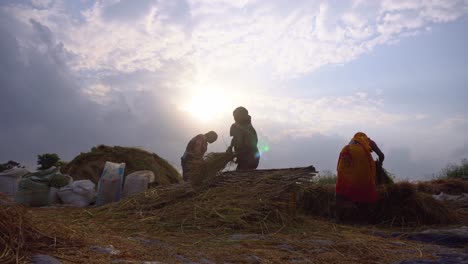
[186, 152, 235, 187]
[375, 182, 455, 225]
[416, 178, 468, 195]
[0, 194, 70, 263]
[92, 167, 315, 234]
[299, 182, 456, 226]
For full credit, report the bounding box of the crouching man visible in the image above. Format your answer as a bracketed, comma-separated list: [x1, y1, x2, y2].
[181, 131, 218, 181]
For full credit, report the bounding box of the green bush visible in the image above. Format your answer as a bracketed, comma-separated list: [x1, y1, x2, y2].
[37, 153, 61, 170]
[439, 158, 468, 179]
[0, 160, 24, 172]
[316, 170, 337, 185]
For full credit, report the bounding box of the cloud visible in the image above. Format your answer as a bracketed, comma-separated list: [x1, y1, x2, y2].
[0, 11, 195, 169]
[5, 0, 468, 78]
[0, 1, 466, 179]
[246, 92, 409, 139]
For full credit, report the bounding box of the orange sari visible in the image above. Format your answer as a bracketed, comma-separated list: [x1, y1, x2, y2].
[336, 132, 378, 203]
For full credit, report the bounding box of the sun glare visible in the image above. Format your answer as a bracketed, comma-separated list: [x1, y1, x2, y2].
[183, 89, 231, 122]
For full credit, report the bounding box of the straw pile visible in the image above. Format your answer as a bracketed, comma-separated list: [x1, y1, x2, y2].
[186, 152, 235, 186]
[300, 184, 335, 217]
[416, 178, 468, 195]
[63, 145, 181, 186]
[0, 194, 66, 263]
[299, 182, 455, 226]
[374, 182, 454, 225]
[93, 167, 315, 233]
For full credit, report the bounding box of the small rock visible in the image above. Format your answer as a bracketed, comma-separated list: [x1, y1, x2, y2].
[244, 255, 262, 264]
[30, 254, 62, 264]
[278, 243, 296, 253]
[90, 245, 121, 255]
[388, 241, 406, 246]
[111, 261, 163, 264]
[199, 258, 215, 264]
[175, 254, 194, 264]
[398, 252, 468, 264]
[128, 237, 167, 246]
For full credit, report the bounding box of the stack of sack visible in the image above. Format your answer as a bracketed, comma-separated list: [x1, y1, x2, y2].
[96, 161, 155, 205]
[56, 180, 97, 208]
[10, 161, 156, 207]
[123, 170, 155, 198]
[14, 167, 98, 208]
[15, 167, 70, 207]
[0, 168, 29, 199]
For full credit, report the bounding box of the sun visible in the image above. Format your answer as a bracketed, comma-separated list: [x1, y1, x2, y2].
[183, 89, 231, 122]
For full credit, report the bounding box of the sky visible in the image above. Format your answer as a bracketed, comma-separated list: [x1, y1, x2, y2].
[0, 0, 467, 180]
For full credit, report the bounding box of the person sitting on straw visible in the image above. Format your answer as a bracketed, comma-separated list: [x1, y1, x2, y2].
[335, 132, 385, 221]
[226, 106, 260, 170]
[181, 131, 218, 181]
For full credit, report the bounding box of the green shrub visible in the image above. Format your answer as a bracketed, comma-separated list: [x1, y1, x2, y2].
[439, 158, 468, 179]
[37, 153, 61, 170]
[316, 170, 337, 185]
[0, 160, 24, 173]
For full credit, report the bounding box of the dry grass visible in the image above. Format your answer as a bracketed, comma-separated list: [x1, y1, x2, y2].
[186, 152, 235, 187]
[300, 182, 456, 226]
[300, 184, 336, 217]
[0, 194, 79, 263]
[375, 182, 454, 225]
[416, 178, 468, 195]
[90, 168, 304, 234]
[28, 200, 435, 264]
[23, 170, 458, 263]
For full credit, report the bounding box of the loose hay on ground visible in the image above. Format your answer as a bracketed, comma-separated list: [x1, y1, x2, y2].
[416, 178, 468, 195]
[91, 167, 315, 234]
[375, 182, 455, 225]
[0, 194, 77, 263]
[300, 182, 456, 226]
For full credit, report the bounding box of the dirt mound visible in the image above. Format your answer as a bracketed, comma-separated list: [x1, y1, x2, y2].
[62, 145, 181, 186]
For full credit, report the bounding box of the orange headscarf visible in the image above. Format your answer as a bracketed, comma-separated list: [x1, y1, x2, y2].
[352, 132, 372, 152]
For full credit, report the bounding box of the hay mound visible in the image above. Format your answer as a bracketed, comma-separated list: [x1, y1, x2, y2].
[374, 182, 454, 225]
[300, 182, 455, 226]
[63, 145, 181, 186]
[300, 184, 335, 217]
[416, 178, 468, 195]
[186, 152, 235, 186]
[0, 195, 68, 263]
[94, 167, 316, 233]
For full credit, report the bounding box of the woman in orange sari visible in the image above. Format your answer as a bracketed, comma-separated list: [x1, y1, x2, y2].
[336, 132, 385, 205]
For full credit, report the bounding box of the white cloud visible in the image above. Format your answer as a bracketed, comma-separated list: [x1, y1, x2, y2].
[5, 0, 468, 78]
[243, 92, 410, 140]
[83, 83, 111, 104]
[436, 115, 468, 131]
[1, 0, 466, 179]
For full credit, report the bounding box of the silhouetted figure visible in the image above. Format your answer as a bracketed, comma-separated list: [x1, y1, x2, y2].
[227, 107, 260, 170]
[335, 132, 385, 222]
[181, 131, 218, 181]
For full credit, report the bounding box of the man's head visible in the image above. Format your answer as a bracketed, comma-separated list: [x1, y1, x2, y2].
[205, 131, 218, 143]
[233, 106, 250, 123]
